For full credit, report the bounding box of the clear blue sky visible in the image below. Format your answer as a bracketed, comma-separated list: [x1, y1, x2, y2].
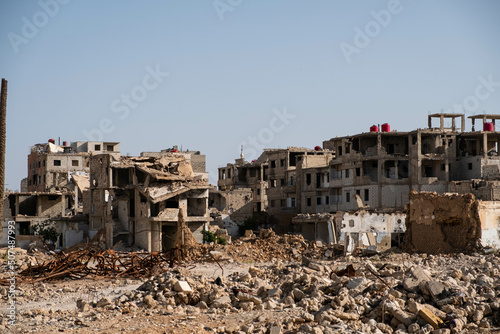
[1, 0, 499, 189]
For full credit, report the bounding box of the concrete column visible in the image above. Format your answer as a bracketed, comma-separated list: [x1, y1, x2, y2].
[461, 116, 465, 132]
[452, 117, 456, 131]
[483, 133, 488, 158]
[428, 116, 432, 129]
[440, 115, 444, 131]
[151, 221, 161, 252]
[61, 194, 65, 216]
[377, 160, 383, 208]
[377, 134, 382, 155]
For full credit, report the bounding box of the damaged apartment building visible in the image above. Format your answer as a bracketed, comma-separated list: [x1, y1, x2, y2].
[219, 113, 500, 251]
[218, 147, 333, 231]
[89, 151, 210, 252]
[0, 140, 116, 248]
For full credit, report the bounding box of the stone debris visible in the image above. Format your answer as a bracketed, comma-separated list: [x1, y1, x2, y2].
[4, 240, 500, 333]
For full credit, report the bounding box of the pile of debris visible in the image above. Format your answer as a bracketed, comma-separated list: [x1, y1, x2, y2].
[72, 251, 500, 333]
[181, 232, 339, 264]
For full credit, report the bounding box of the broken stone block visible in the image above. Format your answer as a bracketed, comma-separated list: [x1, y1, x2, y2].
[267, 287, 282, 299]
[76, 299, 91, 312]
[426, 280, 446, 301]
[143, 295, 157, 309]
[174, 280, 193, 293]
[412, 266, 432, 283]
[212, 295, 231, 308]
[97, 297, 112, 308]
[308, 262, 323, 271]
[269, 325, 282, 334]
[292, 289, 305, 301]
[384, 301, 412, 326]
[236, 292, 262, 305]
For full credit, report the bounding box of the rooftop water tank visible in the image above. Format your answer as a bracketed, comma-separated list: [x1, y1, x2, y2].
[314, 146, 322, 151]
[370, 125, 379, 132]
[381, 123, 390, 132]
[484, 122, 494, 132]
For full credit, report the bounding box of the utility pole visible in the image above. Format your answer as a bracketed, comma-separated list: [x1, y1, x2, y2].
[0, 78, 7, 220]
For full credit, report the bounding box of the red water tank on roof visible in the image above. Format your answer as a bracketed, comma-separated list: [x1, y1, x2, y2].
[314, 146, 322, 151]
[370, 125, 379, 132]
[62, 141, 68, 146]
[484, 122, 494, 132]
[48, 139, 56, 144]
[381, 123, 390, 132]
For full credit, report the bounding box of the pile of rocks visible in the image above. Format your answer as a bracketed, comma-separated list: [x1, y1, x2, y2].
[74, 252, 500, 333]
[182, 233, 334, 264]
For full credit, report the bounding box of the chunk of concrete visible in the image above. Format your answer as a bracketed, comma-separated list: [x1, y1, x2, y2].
[426, 280, 446, 301]
[174, 280, 193, 293]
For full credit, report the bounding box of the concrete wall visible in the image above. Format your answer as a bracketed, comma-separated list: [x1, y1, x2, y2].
[477, 201, 500, 248]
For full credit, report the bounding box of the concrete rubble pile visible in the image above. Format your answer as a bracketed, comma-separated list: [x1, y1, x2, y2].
[67, 251, 500, 334]
[180, 232, 336, 263]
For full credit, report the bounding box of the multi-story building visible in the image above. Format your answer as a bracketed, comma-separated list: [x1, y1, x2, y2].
[27, 139, 119, 192]
[323, 113, 500, 211]
[218, 147, 333, 230]
[218, 113, 500, 236]
[89, 151, 210, 251]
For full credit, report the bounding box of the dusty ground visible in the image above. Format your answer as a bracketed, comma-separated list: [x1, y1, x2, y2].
[2, 235, 500, 334]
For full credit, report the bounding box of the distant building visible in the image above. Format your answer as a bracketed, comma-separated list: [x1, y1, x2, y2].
[218, 147, 333, 230]
[27, 139, 119, 192]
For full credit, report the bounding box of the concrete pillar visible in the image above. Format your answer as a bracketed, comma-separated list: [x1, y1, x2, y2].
[452, 117, 456, 131]
[483, 133, 488, 158]
[151, 221, 161, 252]
[377, 160, 383, 208]
[105, 220, 113, 249]
[428, 116, 432, 129]
[377, 133, 382, 155]
[440, 115, 444, 131]
[461, 115, 465, 133]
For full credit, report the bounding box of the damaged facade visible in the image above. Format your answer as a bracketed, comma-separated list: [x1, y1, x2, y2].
[89, 152, 210, 252]
[217, 113, 500, 250]
[218, 147, 333, 230]
[1, 191, 87, 249]
[28, 140, 119, 192]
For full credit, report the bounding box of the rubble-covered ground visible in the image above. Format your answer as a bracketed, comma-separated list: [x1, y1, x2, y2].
[2, 235, 500, 334]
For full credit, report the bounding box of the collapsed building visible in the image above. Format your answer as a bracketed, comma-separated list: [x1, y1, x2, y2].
[89, 152, 210, 251]
[218, 113, 500, 251]
[1, 191, 87, 249]
[404, 190, 500, 253]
